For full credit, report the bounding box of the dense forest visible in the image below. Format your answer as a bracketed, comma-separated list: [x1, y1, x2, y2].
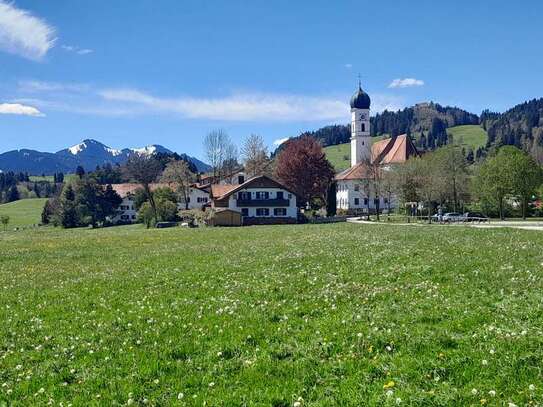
[274, 102, 480, 155]
[482, 98, 543, 162]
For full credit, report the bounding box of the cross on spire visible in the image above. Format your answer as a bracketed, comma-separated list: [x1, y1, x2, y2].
[358, 73, 362, 89]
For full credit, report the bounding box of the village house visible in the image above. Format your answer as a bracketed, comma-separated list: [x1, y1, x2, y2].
[210, 175, 298, 225]
[109, 183, 211, 224]
[336, 83, 419, 213]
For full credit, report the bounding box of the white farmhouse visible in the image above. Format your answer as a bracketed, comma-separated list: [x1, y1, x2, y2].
[211, 175, 298, 225]
[336, 82, 419, 214]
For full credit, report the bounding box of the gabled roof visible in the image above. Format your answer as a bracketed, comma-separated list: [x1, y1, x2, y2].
[211, 175, 296, 200]
[335, 162, 371, 181]
[372, 134, 419, 165]
[110, 183, 168, 197]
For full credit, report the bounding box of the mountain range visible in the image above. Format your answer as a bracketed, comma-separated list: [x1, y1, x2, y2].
[0, 139, 210, 175]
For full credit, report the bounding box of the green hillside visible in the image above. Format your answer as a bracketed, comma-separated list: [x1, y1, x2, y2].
[447, 125, 487, 150]
[0, 198, 47, 228]
[323, 143, 351, 172]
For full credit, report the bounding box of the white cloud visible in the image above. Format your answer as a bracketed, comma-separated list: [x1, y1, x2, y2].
[0, 0, 56, 60]
[388, 78, 425, 88]
[18, 79, 90, 93]
[62, 44, 93, 55]
[0, 102, 44, 116]
[273, 137, 289, 146]
[99, 88, 351, 122]
[344, 64, 353, 69]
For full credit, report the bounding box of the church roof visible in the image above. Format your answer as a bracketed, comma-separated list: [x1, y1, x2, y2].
[335, 134, 419, 181]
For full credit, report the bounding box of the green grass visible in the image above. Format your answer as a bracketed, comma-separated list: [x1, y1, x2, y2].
[0, 198, 47, 228]
[447, 125, 487, 150]
[29, 174, 76, 183]
[1, 223, 543, 405]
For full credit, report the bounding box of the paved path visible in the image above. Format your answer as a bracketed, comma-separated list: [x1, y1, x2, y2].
[346, 217, 543, 231]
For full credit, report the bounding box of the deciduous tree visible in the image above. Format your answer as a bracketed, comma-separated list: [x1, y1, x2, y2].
[274, 136, 335, 207]
[161, 160, 196, 209]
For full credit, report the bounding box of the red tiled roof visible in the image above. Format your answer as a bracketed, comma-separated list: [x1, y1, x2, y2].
[110, 183, 169, 197]
[211, 184, 238, 199]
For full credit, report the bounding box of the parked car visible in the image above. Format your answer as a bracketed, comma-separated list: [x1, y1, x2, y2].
[442, 212, 464, 223]
[463, 212, 489, 222]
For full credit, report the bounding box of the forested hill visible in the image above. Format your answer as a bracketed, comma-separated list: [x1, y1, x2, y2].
[371, 102, 479, 138]
[274, 102, 479, 155]
[481, 98, 543, 160]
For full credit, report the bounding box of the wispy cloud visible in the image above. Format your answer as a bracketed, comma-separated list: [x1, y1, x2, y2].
[344, 63, 353, 69]
[388, 78, 425, 89]
[13, 79, 406, 120]
[0, 102, 44, 116]
[62, 44, 93, 55]
[18, 79, 90, 93]
[99, 88, 351, 122]
[0, 0, 56, 60]
[273, 137, 289, 146]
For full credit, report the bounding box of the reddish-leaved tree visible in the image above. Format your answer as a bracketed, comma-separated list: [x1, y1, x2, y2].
[274, 136, 335, 207]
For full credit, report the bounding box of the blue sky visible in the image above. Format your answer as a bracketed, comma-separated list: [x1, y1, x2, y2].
[1, 0, 543, 160]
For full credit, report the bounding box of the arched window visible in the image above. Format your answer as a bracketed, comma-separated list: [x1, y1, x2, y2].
[361, 123, 365, 132]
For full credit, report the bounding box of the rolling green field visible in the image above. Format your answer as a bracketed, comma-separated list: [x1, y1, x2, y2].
[29, 174, 77, 183]
[323, 143, 351, 172]
[0, 198, 47, 228]
[1, 223, 543, 405]
[447, 125, 487, 150]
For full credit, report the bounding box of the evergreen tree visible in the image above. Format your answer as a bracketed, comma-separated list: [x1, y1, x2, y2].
[7, 185, 19, 202]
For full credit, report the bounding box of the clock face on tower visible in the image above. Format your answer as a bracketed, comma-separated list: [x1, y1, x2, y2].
[359, 112, 367, 120]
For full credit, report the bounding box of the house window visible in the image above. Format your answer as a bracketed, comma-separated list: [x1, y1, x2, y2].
[131, 215, 136, 220]
[256, 208, 269, 216]
[277, 191, 284, 200]
[238, 175, 245, 184]
[241, 208, 249, 217]
[354, 184, 359, 191]
[274, 208, 287, 216]
[239, 191, 251, 200]
[364, 198, 368, 205]
[361, 123, 365, 132]
[354, 198, 359, 206]
[288, 193, 292, 199]
[384, 197, 388, 204]
[256, 191, 269, 200]
[374, 198, 379, 206]
[197, 197, 208, 203]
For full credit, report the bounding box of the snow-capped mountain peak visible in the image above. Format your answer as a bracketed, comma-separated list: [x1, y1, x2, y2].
[130, 145, 157, 156]
[69, 142, 87, 155]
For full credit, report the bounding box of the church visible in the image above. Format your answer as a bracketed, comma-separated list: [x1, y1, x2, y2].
[335, 82, 419, 213]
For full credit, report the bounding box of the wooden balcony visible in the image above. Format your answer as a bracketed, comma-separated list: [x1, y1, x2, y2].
[236, 198, 290, 207]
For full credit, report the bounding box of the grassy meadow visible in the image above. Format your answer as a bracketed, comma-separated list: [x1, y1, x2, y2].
[447, 125, 487, 150]
[0, 198, 47, 229]
[1, 223, 543, 405]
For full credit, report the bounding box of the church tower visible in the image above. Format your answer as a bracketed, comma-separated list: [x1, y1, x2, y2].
[350, 80, 371, 166]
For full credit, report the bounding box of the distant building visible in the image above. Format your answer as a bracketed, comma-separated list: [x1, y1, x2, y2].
[336, 82, 419, 213]
[109, 183, 211, 224]
[210, 175, 298, 225]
